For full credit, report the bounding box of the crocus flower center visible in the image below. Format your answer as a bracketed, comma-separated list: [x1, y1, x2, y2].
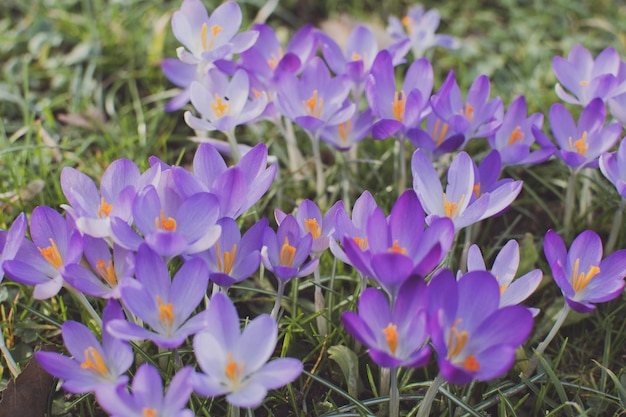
[446, 318, 468, 360]
[352, 237, 368, 251]
[392, 90, 406, 122]
[499, 283, 509, 294]
[508, 126, 524, 145]
[279, 236, 296, 267]
[304, 218, 322, 240]
[38, 238, 64, 269]
[568, 131, 589, 156]
[267, 48, 284, 70]
[432, 118, 449, 146]
[201, 23, 222, 51]
[387, 240, 407, 255]
[211, 93, 230, 119]
[143, 408, 158, 417]
[473, 183, 481, 199]
[155, 210, 177, 232]
[339, 120, 352, 144]
[96, 259, 117, 286]
[382, 323, 398, 355]
[215, 242, 237, 275]
[303, 90, 323, 118]
[156, 295, 175, 329]
[579, 80, 589, 86]
[351, 51, 367, 62]
[81, 346, 108, 377]
[98, 197, 113, 218]
[401, 16, 413, 33]
[461, 103, 474, 123]
[443, 193, 465, 219]
[225, 353, 244, 383]
[571, 258, 601, 292]
[463, 355, 480, 372]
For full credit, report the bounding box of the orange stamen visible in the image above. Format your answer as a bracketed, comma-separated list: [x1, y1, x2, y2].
[81, 346, 108, 376]
[392, 90, 406, 122]
[352, 237, 368, 251]
[96, 259, 117, 286]
[304, 218, 322, 240]
[143, 408, 158, 417]
[473, 183, 481, 199]
[267, 47, 284, 70]
[279, 237, 296, 267]
[568, 131, 589, 156]
[201, 23, 222, 51]
[463, 355, 480, 372]
[432, 118, 450, 146]
[98, 197, 113, 218]
[38, 238, 64, 269]
[215, 242, 237, 275]
[211, 93, 230, 118]
[155, 210, 176, 232]
[303, 90, 323, 117]
[225, 353, 244, 382]
[446, 318, 468, 359]
[382, 323, 398, 355]
[507, 126, 524, 145]
[462, 103, 474, 123]
[443, 193, 465, 219]
[401, 16, 413, 33]
[387, 240, 407, 255]
[156, 295, 175, 329]
[571, 258, 600, 293]
[338, 120, 352, 144]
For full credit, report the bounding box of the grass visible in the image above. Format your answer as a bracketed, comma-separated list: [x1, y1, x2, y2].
[1, 0, 626, 416]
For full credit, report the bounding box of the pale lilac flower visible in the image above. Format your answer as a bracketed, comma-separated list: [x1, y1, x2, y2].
[96, 364, 194, 417]
[192, 292, 303, 408]
[172, 0, 258, 65]
[107, 245, 210, 348]
[487, 96, 555, 166]
[428, 269, 533, 384]
[599, 138, 626, 198]
[162, 58, 198, 112]
[387, 5, 459, 58]
[35, 300, 132, 394]
[0, 213, 27, 283]
[465, 240, 542, 315]
[544, 229, 626, 313]
[549, 98, 622, 171]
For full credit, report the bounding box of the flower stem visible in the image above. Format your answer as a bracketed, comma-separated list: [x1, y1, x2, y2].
[524, 302, 571, 377]
[563, 170, 577, 239]
[313, 266, 327, 337]
[224, 129, 242, 163]
[389, 366, 400, 417]
[310, 132, 325, 198]
[270, 280, 286, 321]
[397, 136, 406, 195]
[417, 375, 445, 417]
[605, 200, 625, 254]
[68, 287, 102, 327]
[229, 404, 241, 417]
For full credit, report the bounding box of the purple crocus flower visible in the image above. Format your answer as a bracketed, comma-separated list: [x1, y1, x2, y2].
[60, 159, 160, 238]
[553, 43, 626, 106]
[549, 98, 622, 171]
[319, 108, 373, 151]
[428, 269, 533, 385]
[275, 199, 343, 258]
[162, 58, 198, 112]
[96, 364, 194, 417]
[173, 142, 276, 219]
[184, 68, 268, 133]
[330, 190, 380, 265]
[342, 278, 430, 368]
[387, 5, 459, 58]
[35, 300, 133, 394]
[342, 190, 454, 299]
[599, 138, 626, 199]
[412, 149, 522, 231]
[365, 50, 432, 140]
[276, 56, 355, 133]
[4, 207, 83, 299]
[172, 0, 258, 65]
[195, 217, 266, 289]
[0, 213, 27, 283]
[107, 245, 210, 348]
[414, 71, 502, 153]
[192, 292, 303, 408]
[465, 240, 542, 314]
[63, 236, 135, 299]
[261, 215, 319, 282]
[543, 229, 626, 313]
[487, 96, 555, 166]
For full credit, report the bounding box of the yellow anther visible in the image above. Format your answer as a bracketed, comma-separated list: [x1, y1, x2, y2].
[463, 355, 480, 372]
[443, 193, 465, 220]
[215, 242, 237, 275]
[351, 52, 362, 61]
[462, 103, 474, 123]
[201, 23, 222, 51]
[155, 210, 177, 232]
[225, 353, 244, 382]
[81, 346, 108, 376]
[211, 93, 230, 118]
[304, 218, 322, 240]
[446, 318, 468, 359]
[571, 258, 601, 293]
[156, 295, 175, 329]
[499, 283, 509, 294]
[473, 183, 481, 199]
[401, 16, 413, 33]
[507, 126, 524, 145]
[338, 120, 352, 144]
[352, 237, 368, 251]
[382, 323, 398, 355]
[267, 48, 284, 70]
[303, 90, 323, 117]
[391, 90, 406, 122]
[432, 118, 450, 146]
[579, 80, 589, 86]
[568, 131, 589, 156]
[38, 238, 64, 269]
[387, 240, 407, 255]
[143, 408, 158, 417]
[98, 197, 113, 218]
[279, 236, 296, 267]
[96, 259, 117, 286]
